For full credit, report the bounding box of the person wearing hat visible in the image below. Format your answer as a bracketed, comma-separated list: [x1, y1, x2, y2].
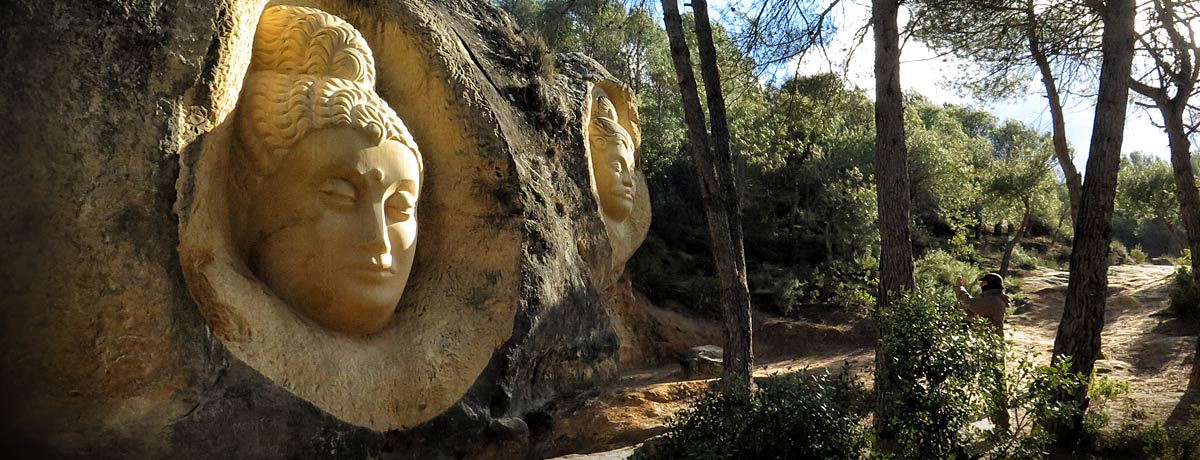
[954, 272, 1010, 431]
[954, 273, 1008, 338]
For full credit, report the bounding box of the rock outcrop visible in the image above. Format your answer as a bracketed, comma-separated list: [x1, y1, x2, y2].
[0, 1, 648, 458]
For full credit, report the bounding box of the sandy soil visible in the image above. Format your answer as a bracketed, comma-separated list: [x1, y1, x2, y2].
[543, 264, 1198, 459]
[1010, 265, 1196, 425]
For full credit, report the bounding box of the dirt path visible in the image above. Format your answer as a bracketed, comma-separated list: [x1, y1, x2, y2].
[1011, 265, 1196, 424]
[544, 264, 1198, 459]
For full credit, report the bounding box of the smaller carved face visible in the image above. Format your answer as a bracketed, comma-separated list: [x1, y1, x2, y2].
[591, 132, 636, 222]
[244, 127, 420, 335]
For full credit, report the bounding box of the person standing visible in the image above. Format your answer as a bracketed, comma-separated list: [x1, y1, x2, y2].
[955, 273, 1010, 431]
[954, 273, 1008, 337]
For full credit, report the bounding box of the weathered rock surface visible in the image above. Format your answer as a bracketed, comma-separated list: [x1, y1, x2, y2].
[679, 345, 724, 379]
[0, 0, 647, 458]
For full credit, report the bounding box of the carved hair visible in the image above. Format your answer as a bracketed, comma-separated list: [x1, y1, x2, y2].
[589, 96, 634, 153]
[237, 5, 421, 175]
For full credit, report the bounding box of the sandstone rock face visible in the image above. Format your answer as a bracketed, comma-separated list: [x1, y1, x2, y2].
[0, 0, 648, 458]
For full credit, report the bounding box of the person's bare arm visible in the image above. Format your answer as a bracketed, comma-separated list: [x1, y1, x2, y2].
[954, 276, 972, 311]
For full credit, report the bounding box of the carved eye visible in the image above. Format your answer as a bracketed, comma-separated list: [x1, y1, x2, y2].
[386, 191, 416, 222]
[609, 161, 624, 173]
[319, 178, 357, 206]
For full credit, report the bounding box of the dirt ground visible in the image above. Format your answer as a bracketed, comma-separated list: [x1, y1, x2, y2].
[542, 264, 1198, 459]
[1011, 265, 1197, 425]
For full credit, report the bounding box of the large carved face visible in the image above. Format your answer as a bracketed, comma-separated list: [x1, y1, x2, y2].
[243, 127, 420, 335]
[590, 128, 636, 222]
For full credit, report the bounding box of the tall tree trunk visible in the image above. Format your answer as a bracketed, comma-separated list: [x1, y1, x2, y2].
[1051, 0, 1137, 445]
[1000, 199, 1034, 277]
[1128, 0, 1200, 389]
[871, 0, 915, 450]
[693, 0, 747, 275]
[1025, 0, 1083, 224]
[1165, 110, 1200, 389]
[661, 0, 753, 393]
[692, 0, 753, 391]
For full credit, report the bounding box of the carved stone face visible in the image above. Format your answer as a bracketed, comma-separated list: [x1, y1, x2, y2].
[591, 135, 636, 222]
[243, 127, 420, 335]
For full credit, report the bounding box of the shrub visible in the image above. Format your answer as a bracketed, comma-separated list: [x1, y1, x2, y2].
[915, 249, 984, 291]
[1140, 417, 1200, 460]
[984, 354, 1086, 460]
[874, 287, 1004, 458]
[628, 233, 721, 316]
[635, 370, 869, 460]
[1130, 245, 1149, 264]
[750, 259, 877, 318]
[875, 288, 1086, 459]
[1085, 373, 1133, 437]
[1009, 246, 1040, 271]
[1169, 265, 1200, 321]
[1110, 240, 1133, 265]
[1090, 416, 1200, 459]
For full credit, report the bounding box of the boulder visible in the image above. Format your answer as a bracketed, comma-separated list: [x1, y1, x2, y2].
[679, 345, 724, 379]
[0, 0, 648, 458]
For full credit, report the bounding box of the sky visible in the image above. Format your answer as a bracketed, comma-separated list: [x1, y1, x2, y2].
[710, 0, 1171, 171]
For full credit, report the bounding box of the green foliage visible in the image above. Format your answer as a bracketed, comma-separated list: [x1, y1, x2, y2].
[1130, 246, 1150, 264]
[629, 233, 721, 316]
[750, 258, 877, 318]
[1169, 265, 1200, 321]
[1078, 376, 1200, 458]
[1008, 246, 1041, 271]
[1136, 418, 1200, 460]
[1111, 240, 1134, 266]
[1084, 374, 1134, 437]
[907, 0, 1100, 104]
[906, 102, 991, 244]
[1117, 152, 1178, 224]
[1115, 152, 1183, 257]
[876, 289, 1086, 459]
[874, 287, 1005, 458]
[634, 370, 869, 460]
[739, 74, 878, 267]
[914, 249, 984, 291]
[985, 354, 1087, 459]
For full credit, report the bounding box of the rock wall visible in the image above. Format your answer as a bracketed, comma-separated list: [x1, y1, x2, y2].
[0, 1, 648, 458]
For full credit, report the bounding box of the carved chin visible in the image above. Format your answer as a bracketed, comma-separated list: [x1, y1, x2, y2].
[603, 195, 635, 222]
[259, 262, 407, 335]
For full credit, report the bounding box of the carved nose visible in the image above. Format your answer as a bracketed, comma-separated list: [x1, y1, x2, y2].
[363, 201, 392, 269]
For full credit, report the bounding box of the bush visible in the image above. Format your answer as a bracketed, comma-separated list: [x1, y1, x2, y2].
[1130, 245, 1149, 264]
[875, 287, 1004, 458]
[984, 354, 1086, 459]
[875, 288, 1085, 459]
[749, 259, 877, 318]
[629, 233, 721, 317]
[1111, 240, 1134, 265]
[1085, 373, 1133, 437]
[1169, 265, 1200, 321]
[1009, 246, 1040, 271]
[635, 370, 869, 460]
[915, 249, 984, 291]
[1092, 416, 1200, 459]
[1140, 417, 1200, 460]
